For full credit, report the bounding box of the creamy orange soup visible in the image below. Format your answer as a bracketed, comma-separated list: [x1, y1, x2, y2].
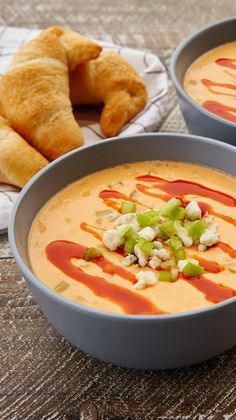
[28, 161, 236, 315]
[184, 41, 236, 123]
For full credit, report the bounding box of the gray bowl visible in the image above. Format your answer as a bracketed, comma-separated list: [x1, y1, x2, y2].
[9, 133, 236, 370]
[170, 17, 236, 146]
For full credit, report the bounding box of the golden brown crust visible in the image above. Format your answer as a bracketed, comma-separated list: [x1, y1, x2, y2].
[0, 116, 48, 188]
[0, 27, 101, 160]
[70, 51, 148, 137]
[49, 26, 102, 70]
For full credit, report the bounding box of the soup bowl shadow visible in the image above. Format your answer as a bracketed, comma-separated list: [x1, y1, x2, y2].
[170, 17, 236, 146]
[9, 133, 236, 370]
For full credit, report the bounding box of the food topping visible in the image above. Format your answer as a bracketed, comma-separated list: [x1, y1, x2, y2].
[133, 270, 159, 290]
[103, 197, 220, 289]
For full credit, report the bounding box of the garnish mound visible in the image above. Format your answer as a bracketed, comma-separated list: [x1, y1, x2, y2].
[99, 197, 219, 289]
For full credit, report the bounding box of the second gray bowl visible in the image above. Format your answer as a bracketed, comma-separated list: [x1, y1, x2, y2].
[170, 17, 236, 146]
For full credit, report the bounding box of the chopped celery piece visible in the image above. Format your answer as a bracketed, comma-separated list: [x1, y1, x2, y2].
[95, 209, 111, 216]
[124, 232, 139, 254]
[187, 219, 205, 240]
[119, 224, 132, 238]
[121, 201, 136, 214]
[170, 236, 182, 251]
[170, 236, 186, 261]
[170, 269, 178, 282]
[130, 190, 138, 199]
[159, 271, 172, 282]
[84, 247, 103, 261]
[174, 207, 185, 220]
[183, 262, 204, 277]
[159, 197, 182, 219]
[137, 211, 159, 227]
[137, 237, 154, 256]
[159, 220, 176, 237]
[160, 260, 174, 270]
[173, 220, 183, 232]
[54, 281, 69, 293]
[175, 247, 186, 261]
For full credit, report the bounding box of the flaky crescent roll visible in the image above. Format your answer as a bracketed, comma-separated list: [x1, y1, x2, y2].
[70, 51, 148, 137]
[0, 27, 101, 160]
[0, 116, 48, 188]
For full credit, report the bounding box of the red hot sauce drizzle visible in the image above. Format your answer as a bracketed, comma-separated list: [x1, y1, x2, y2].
[216, 242, 236, 258]
[203, 101, 236, 123]
[99, 189, 149, 210]
[216, 57, 236, 70]
[135, 175, 236, 227]
[136, 175, 236, 206]
[191, 256, 222, 274]
[46, 240, 163, 315]
[179, 273, 235, 304]
[200, 58, 236, 123]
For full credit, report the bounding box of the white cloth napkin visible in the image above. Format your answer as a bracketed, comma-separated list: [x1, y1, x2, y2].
[0, 26, 168, 233]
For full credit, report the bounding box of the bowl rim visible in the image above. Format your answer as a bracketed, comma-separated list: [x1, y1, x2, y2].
[170, 16, 236, 129]
[8, 132, 236, 323]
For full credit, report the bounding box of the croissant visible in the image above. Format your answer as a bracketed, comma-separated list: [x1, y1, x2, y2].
[0, 116, 48, 188]
[70, 51, 148, 137]
[0, 27, 101, 160]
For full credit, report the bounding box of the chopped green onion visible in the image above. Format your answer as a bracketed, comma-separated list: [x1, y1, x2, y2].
[159, 271, 172, 282]
[84, 247, 103, 261]
[159, 220, 176, 237]
[137, 237, 154, 256]
[159, 197, 182, 219]
[183, 262, 204, 277]
[54, 281, 69, 293]
[121, 201, 136, 214]
[124, 232, 139, 253]
[137, 211, 159, 227]
[187, 219, 205, 241]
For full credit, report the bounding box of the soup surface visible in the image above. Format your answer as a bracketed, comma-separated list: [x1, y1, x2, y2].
[28, 161, 236, 315]
[184, 41, 236, 123]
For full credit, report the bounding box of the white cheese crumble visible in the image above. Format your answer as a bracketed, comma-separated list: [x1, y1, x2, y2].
[148, 256, 161, 270]
[176, 229, 193, 248]
[133, 270, 158, 290]
[115, 213, 137, 226]
[198, 243, 207, 252]
[200, 228, 219, 247]
[102, 229, 124, 251]
[204, 214, 215, 228]
[106, 213, 119, 222]
[153, 240, 163, 250]
[152, 248, 170, 261]
[138, 227, 156, 241]
[134, 245, 148, 267]
[185, 199, 202, 221]
[122, 254, 137, 267]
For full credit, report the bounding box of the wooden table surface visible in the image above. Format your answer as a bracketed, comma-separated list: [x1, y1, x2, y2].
[1, 1, 236, 419]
